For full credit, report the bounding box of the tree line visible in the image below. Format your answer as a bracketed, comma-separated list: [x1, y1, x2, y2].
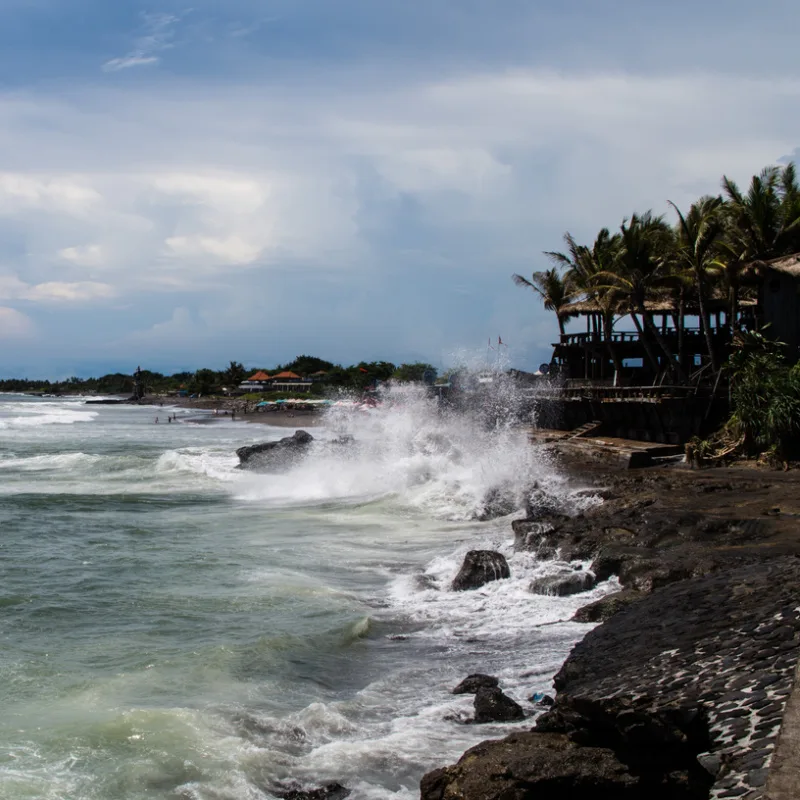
[514, 162, 800, 382]
[0, 357, 437, 395]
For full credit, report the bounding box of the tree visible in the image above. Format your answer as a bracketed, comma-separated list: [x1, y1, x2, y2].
[512, 267, 575, 335]
[668, 195, 725, 372]
[223, 361, 246, 387]
[595, 212, 688, 383]
[548, 229, 624, 376]
[192, 368, 218, 395]
[392, 363, 437, 382]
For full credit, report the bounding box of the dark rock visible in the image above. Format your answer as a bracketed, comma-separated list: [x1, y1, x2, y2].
[451, 550, 510, 591]
[473, 686, 525, 723]
[452, 673, 499, 695]
[572, 590, 643, 623]
[236, 430, 314, 470]
[530, 571, 596, 597]
[419, 731, 640, 800]
[274, 782, 350, 800]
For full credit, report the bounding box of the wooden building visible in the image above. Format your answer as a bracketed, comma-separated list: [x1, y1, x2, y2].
[755, 253, 800, 361]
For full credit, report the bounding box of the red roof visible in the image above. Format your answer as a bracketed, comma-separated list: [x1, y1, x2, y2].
[247, 371, 271, 381]
[272, 371, 301, 380]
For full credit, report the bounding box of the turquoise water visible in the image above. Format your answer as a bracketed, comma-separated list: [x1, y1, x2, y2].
[0, 392, 606, 799]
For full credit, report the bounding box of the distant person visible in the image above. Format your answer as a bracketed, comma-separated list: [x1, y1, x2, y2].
[155, 417, 159, 424]
[231, 409, 236, 420]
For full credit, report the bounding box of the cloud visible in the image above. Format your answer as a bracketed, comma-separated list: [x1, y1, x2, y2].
[102, 13, 180, 72]
[0, 275, 115, 303]
[59, 244, 104, 267]
[0, 306, 34, 339]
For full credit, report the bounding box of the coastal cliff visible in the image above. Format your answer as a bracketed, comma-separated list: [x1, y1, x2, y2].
[421, 465, 800, 800]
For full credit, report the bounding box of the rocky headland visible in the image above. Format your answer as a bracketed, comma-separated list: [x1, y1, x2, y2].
[421, 462, 800, 800]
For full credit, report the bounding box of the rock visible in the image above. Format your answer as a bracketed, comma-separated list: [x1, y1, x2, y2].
[452, 673, 499, 695]
[572, 590, 643, 623]
[274, 783, 350, 800]
[473, 686, 525, 723]
[236, 430, 315, 470]
[451, 550, 510, 591]
[419, 731, 639, 800]
[530, 571, 596, 597]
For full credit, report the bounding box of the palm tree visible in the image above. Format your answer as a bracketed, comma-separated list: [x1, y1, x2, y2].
[594, 212, 689, 383]
[512, 267, 575, 335]
[668, 195, 725, 373]
[545, 229, 624, 377]
[719, 163, 800, 332]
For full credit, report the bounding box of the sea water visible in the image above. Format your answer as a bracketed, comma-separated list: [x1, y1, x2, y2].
[0, 388, 611, 799]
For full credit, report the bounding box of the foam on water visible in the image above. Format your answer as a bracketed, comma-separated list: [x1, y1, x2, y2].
[0, 387, 608, 799]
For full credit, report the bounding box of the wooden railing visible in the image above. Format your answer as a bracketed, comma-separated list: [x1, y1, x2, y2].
[555, 328, 718, 347]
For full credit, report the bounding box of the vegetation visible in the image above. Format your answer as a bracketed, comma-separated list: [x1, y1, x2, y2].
[514, 161, 800, 382]
[0, 358, 438, 396]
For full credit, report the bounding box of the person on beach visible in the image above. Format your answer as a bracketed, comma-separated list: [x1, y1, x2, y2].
[155, 417, 159, 424]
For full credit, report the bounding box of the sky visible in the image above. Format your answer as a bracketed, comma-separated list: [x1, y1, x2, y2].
[0, 0, 798, 378]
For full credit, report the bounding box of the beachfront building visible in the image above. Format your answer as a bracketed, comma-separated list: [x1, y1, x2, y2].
[755, 253, 800, 362]
[269, 371, 313, 393]
[239, 371, 271, 391]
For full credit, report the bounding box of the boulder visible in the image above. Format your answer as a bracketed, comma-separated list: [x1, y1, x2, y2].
[274, 784, 350, 800]
[452, 673, 499, 695]
[419, 731, 639, 800]
[451, 550, 510, 591]
[473, 686, 525, 723]
[572, 590, 643, 623]
[236, 430, 314, 470]
[530, 571, 596, 597]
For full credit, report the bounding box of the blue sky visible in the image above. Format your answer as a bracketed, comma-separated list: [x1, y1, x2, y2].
[0, 0, 798, 378]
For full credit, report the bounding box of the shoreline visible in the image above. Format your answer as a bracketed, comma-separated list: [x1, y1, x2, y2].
[421, 459, 800, 799]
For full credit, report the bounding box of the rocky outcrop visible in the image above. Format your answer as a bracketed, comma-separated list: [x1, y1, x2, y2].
[274, 783, 350, 800]
[572, 590, 642, 622]
[530, 570, 596, 597]
[236, 430, 314, 470]
[452, 673, 499, 695]
[451, 550, 510, 591]
[473, 686, 525, 723]
[424, 559, 800, 800]
[420, 731, 639, 800]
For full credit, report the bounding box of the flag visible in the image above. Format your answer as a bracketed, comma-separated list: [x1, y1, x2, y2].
[359, 367, 369, 373]
[498, 336, 507, 347]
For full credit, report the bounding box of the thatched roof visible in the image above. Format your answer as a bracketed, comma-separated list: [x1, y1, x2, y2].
[755, 253, 800, 277]
[563, 293, 755, 316]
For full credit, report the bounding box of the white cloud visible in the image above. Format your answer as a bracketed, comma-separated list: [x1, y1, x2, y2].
[102, 13, 179, 72]
[59, 244, 104, 267]
[0, 275, 115, 303]
[164, 235, 263, 264]
[0, 306, 34, 339]
[0, 173, 101, 215]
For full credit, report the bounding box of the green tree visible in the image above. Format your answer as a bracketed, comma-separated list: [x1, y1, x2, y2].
[512, 267, 576, 335]
[392, 363, 437, 382]
[668, 195, 726, 372]
[223, 361, 246, 387]
[192, 368, 218, 395]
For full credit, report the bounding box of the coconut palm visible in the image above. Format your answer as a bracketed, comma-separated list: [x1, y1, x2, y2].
[594, 212, 688, 383]
[512, 267, 575, 335]
[719, 163, 800, 331]
[545, 229, 624, 375]
[668, 195, 725, 372]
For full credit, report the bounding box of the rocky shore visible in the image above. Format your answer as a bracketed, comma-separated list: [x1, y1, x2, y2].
[420, 463, 800, 800]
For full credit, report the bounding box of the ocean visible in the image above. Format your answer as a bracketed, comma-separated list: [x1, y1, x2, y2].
[0, 389, 611, 799]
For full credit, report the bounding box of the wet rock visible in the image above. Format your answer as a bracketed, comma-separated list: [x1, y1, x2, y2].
[452, 673, 499, 695]
[419, 731, 639, 800]
[451, 550, 510, 591]
[274, 783, 351, 800]
[530, 692, 555, 707]
[473, 686, 525, 723]
[236, 430, 315, 470]
[572, 590, 643, 623]
[530, 571, 596, 597]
